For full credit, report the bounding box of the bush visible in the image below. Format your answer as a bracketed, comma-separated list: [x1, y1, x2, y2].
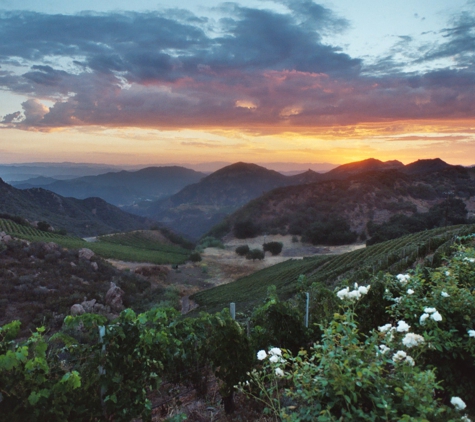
[246, 249, 264, 261]
[263, 241, 283, 256]
[189, 252, 202, 262]
[235, 245, 250, 256]
[233, 220, 260, 239]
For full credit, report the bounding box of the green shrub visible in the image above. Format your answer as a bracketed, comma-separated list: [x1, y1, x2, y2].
[234, 220, 260, 239]
[189, 252, 202, 262]
[263, 241, 283, 256]
[246, 249, 264, 261]
[235, 245, 250, 256]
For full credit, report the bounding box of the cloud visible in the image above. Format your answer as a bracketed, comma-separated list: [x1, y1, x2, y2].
[0, 5, 474, 133]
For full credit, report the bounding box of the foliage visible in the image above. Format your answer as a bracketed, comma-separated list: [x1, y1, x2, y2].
[303, 216, 357, 246]
[235, 244, 250, 256]
[157, 227, 195, 250]
[234, 219, 261, 239]
[189, 251, 202, 262]
[195, 236, 224, 252]
[250, 287, 308, 355]
[263, 241, 283, 256]
[246, 248, 265, 261]
[367, 198, 469, 245]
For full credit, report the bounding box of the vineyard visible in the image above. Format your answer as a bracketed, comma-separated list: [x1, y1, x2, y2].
[192, 223, 475, 314]
[0, 219, 190, 265]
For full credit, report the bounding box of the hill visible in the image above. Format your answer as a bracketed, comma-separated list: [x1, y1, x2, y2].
[0, 178, 153, 236]
[207, 159, 475, 244]
[11, 166, 205, 206]
[191, 223, 475, 315]
[130, 159, 399, 239]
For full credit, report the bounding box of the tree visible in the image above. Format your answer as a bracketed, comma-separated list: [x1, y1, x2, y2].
[263, 242, 283, 256]
[233, 220, 260, 239]
[246, 249, 264, 261]
[235, 245, 250, 256]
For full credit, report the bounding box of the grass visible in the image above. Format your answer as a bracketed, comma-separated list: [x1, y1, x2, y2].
[191, 223, 475, 314]
[0, 219, 190, 265]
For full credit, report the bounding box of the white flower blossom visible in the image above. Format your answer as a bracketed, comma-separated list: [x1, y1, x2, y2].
[407, 289, 414, 295]
[396, 274, 410, 284]
[424, 307, 437, 314]
[348, 290, 361, 300]
[468, 330, 475, 338]
[275, 367, 284, 377]
[336, 287, 349, 300]
[451, 396, 467, 410]
[358, 286, 369, 295]
[269, 347, 282, 356]
[402, 333, 425, 348]
[379, 344, 390, 354]
[405, 355, 415, 366]
[420, 313, 429, 324]
[257, 350, 267, 360]
[445, 270, 450, 276]
[461, 415, 471, 422]
[392, 350, 407, 362]
[378, 323, 392, 333]
[441, 291, 450, 298]
[269, 355, 281, 363]
[431, 311, 442, 322]
[463, 257, 475, 263]
[396, 320, 410, 332]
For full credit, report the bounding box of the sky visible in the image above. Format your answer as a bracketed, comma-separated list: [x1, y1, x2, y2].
[0, 0, 475, 167]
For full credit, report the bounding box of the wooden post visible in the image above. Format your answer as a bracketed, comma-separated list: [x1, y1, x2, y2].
[304, 292, 310, 328]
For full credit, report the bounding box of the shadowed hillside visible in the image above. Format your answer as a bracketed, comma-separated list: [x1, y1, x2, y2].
[0, 178, 153, 236]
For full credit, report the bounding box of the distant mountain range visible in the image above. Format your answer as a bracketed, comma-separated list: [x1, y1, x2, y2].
[207, 159, 475, 243]
[0, 178, 152, 237]
[11, 166, 205, 206]
[126, 159, 412, 239]
[3, 157, 473, 241]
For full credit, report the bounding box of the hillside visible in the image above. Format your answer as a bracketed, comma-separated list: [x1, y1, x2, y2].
[0, 178, 152, 236]
[130, 159, 399, 239]
[11, 166, 205, 206]
[192, 223, 475, 315]
[207, 159, 475, 244]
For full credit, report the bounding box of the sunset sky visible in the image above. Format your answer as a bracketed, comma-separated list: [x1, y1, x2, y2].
[0, 0, 474, 167]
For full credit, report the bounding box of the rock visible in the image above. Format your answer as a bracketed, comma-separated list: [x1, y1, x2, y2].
[81, 299, 96, 313]
[43, 242, 60, 253]
[71, 304, 85, 316]
[90, 261, 98, 271]
[0, 234, 12, 243]
[105, 282, 125, 313]
[70, 262, 76, 267]
[78, 248, 95, 260]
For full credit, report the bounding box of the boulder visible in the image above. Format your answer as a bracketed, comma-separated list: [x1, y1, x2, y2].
[105, 282, 125, 313]
[78, 248, 95, 260]
[71, 304, 85, 316]
[90, 261, 98, 271]
[81, 299, 96, 313]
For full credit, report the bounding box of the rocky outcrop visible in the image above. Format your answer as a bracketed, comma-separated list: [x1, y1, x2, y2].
[105, 282, 125, 313]
[78, 248, 95, 260]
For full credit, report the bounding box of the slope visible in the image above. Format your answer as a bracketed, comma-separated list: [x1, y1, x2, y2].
[191, 223, 475, 315]
[0, 178, 152, 237]
[207, 159, 475, 243]
[134, 159, 400, 239]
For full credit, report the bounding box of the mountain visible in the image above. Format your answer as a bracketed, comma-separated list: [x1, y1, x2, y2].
[0, 162, 121, 182]
[0, 178, 152, 236]
[320, 158, 404, 179]
[400, 158, 454, 175]
[127, 159, 414, 239]
[206, 159, 475, 243]
[11, 166, 205, 206]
